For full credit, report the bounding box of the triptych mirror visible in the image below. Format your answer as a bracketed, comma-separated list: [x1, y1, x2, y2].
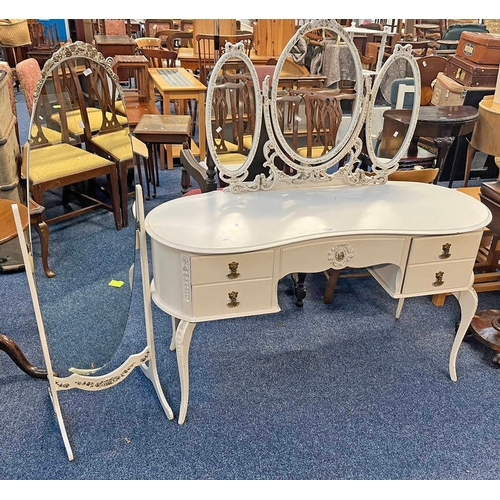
[205, 19, 420, 192]
[13, 19, 421, 460]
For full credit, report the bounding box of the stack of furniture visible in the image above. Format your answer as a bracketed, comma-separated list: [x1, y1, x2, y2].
[431, 31, 500, 184]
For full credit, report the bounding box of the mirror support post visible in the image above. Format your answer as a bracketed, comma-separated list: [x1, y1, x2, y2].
[135, 184, 174, 420]
[11, 204, 74, 461]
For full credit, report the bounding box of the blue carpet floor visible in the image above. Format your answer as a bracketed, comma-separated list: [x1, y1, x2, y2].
[2, 76, 500, 492]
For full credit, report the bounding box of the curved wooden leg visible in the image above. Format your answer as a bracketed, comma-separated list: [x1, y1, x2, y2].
[175, 320, 196, 425]
[35, 221, 55, 278]
[449, 286, 478, 381]
[0, 333, 48, 379]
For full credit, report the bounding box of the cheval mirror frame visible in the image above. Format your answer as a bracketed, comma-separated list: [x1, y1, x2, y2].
[12, 42, 173, 462]
[207, 19, 422, 192]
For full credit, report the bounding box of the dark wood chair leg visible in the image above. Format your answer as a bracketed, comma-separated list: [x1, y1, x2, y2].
[293, 272, 307, 307]
[324, 269, 341, 304]
[0, 333, 48, 379]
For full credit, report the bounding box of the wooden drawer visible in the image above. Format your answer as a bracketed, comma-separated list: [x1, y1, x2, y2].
[191, 278, 274, 317]
[190, 250, 274, 285]
[402, 259, 475, 294]
[408, 232, 482, 265]
[280, 235, 408, 275]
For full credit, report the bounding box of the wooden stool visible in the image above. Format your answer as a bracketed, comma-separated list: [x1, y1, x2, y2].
[133, 114, 192, 198]
[111, 54, 150, 102]
[0, 198, 47, 379]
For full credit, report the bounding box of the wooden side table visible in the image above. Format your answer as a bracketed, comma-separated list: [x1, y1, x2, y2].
[380, 106, 479, 185]
[133, 114, 192, 198]
[0, 198, 47, 379]
[112, 54, 150, 102]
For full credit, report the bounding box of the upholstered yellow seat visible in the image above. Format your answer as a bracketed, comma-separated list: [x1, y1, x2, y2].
[27, 143, 118, 184]
[89, 128, 133, 161]
[296, 145, 333, 158]
[51, 108, 128, 136]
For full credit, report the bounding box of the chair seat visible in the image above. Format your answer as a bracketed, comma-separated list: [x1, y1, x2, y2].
[217, 152, 247, 164]
[51, 108, 128, 135]
[242, 135, 253, 150]
[296, 145, 332, 158]
[89, 128, 133, 161]
[28, 143, 114, 184]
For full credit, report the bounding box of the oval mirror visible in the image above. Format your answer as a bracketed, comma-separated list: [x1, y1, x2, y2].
[365, 44, 421, 172]
[26, 42, 135, 376]
[268, 19, 364, 168]
[205, 41, 262, 183]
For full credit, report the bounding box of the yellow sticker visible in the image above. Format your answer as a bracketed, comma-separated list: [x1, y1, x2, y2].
[108, 279, 125, 288]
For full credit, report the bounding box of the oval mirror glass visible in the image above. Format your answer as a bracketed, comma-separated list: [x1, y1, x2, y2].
[269, 20, 363, 167]
[26, 42, 135, 376]
[205, 42, 262, 182]
[365, 45, 421, 171]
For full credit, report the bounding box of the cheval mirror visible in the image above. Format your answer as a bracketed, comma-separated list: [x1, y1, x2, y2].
[12, 41, 172, 461]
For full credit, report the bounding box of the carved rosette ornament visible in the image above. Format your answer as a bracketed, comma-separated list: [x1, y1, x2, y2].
[327, 243, 354, 269]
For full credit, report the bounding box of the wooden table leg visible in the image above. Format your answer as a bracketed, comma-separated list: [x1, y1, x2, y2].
[0, 333, 47, 379]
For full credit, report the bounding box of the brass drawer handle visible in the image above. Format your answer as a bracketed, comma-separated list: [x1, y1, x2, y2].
[433, 271, 444, 287]
[227, 261, 240, 279]
[227, 291, 240, 308]
[439, 243, 451, 260]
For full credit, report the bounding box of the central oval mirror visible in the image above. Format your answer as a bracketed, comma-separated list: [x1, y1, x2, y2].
[269, 20, 364, 167]
[25, 42, 135, 376]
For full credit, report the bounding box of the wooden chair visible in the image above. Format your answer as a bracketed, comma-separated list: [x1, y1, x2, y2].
[416, 55, 447, 106]
[153, 29, 181, 48]
[16, 58, 62, 144]
[138, 47, 178, 113]
[196, 33, 254, 85]
[210, 80, 248, 164]
[179, 148, 218, 195]
[44, 57, 127, 139]
[134, 37, 162, 51]
[145, 19, 175, 37]
[180, 20, 194, 32]
[139, 47, 178, 69]
[24, 73, 123, 277]
[165, 31, 194, 51]
[98, 19, 132, 36]
[78, 61, 142, 228]
[298, 91, 344, 159]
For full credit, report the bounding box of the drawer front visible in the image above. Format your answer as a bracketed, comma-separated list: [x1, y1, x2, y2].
[190, 250, 274, 285]
[280, 236, 408, 275]
[402, 259, 475, 294]
[191, 278, 274, 317]
[408, 232, 482, 265]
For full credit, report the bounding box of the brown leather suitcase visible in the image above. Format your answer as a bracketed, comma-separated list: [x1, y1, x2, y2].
[444, 55, 499, 87]
[456, 31, 500, 65]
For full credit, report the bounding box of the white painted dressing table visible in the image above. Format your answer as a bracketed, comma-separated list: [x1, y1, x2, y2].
[141, 21, 493, 424]
[146, 182, 491, 424]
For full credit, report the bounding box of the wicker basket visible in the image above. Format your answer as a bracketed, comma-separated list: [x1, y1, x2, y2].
[0, 19, 31, 47]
